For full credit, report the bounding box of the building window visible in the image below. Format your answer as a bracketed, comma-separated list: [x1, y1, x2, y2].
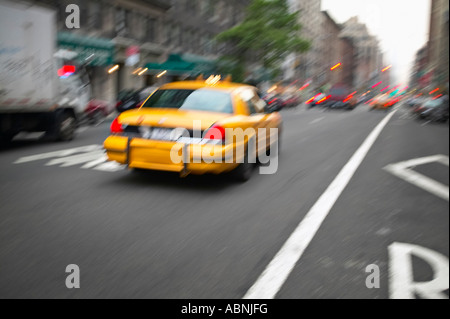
[115, 8, 127, 37]
[190, 0, 198, 13]
[164, 22, 172, 45]
[199, 0, 207, 16]
[183, 29, 189, 51]
[146, 18, 156, 43]
[189, 31, 195, 51]
[207, 0, 215, 18]
[173, 25, 181, 47]
[127, 11, 136, 39]
[200, 35, 207, 54]
[136, 13, 144, 40]
[86, 1, 102, 30]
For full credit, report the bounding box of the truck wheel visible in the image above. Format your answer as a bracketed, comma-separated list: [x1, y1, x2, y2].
[0, 133, 14, 147]
[90, 110, 104, 125]
[57, 113, 76, 141]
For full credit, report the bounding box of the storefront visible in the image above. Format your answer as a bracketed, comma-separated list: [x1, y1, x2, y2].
[145, 53, 217, 83]
[57, 32, 115, 103]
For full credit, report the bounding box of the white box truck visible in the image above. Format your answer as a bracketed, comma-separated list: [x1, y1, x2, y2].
[0, 0, 91, 144]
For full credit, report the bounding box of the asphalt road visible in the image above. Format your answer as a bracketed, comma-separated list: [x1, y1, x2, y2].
[0, 102, 448, 299]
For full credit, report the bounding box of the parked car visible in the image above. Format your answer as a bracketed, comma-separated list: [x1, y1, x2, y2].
[412, 96, 449, 122]
[323, 84, 357, 110]
[369, 93, 396, 111]
[280, 93, 300, 108]
[84, 99, 114, 124]
[139, 86, 159, 101]
[406, 96, 426, 108]
[306, 93, 326, 108]
[116, 86, 158, 113]
[262, 93, 283, 112]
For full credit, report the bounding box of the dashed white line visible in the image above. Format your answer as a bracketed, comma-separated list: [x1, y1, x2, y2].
[309, 117, 325, 125]
[243, 109, 398, 299]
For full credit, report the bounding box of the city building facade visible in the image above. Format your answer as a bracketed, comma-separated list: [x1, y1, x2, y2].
[410, 46, 429, 90]
[427, 0, 449, 91]
[318, 11, 356, 90]
[320, 11, 342, 88]
[284, 0, 323, 86]
[34, 0, 248, 103]
[340, 36, 355, 89]
[340, 16, 385, 90]
[284, 2, 358, 92]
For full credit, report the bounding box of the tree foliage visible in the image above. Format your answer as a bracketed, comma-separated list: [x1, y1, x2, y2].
[215, 0, 310, 81]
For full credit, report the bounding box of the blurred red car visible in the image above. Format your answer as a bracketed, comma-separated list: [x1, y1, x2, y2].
[280, 93, 300, 108]
[84, 99, 114, 124]
[323, 84, 357, 110]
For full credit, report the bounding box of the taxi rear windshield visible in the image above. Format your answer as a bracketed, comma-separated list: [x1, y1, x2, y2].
[142, 89, 233, 113]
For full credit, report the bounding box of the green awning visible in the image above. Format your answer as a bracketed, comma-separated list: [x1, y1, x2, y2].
[146, 54, 195, 73]
[146, 53, 217, 75]
[57, 32, 114, 66]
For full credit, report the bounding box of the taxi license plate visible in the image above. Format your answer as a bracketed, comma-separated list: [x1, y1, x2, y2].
[150, 128, 174, 141]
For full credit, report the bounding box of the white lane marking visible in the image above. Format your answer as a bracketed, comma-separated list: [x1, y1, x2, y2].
[309, 117, 324, 125]
[14, 145, 103, 164]
[243, 109, 398, 299]
[389, 242, 449, 299]
[76, 127, 88, 134]
[94, 161, 125, 172]
[384, 155, 449, 202]
[387, 154, 449, 168]
[13, 132, 46, 140]
[45, 150, 106, 167]
[13, 144, 125, 172]
[81, 154, 109, 169]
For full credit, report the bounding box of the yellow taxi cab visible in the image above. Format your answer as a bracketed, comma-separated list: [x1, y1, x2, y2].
[103, 76, 282, 181]
[369, 93, 396, 110]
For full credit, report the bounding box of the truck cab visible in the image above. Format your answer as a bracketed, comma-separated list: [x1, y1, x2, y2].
[0, 0, 91, 144]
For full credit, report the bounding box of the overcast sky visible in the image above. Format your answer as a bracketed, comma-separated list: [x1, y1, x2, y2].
[321, 0, 431, 85]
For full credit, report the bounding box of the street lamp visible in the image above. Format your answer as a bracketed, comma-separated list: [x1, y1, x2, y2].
[330, 63, 341, 71]
[382, 65, 392, 72]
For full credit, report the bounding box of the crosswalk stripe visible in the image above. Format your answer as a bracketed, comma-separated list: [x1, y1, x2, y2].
[45, 151, 106, 167]
[81, 154, 109, 169]
[14, 145, 103, 164]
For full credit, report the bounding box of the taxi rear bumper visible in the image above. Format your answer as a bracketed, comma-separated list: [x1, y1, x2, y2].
[104, 135, 244, 176]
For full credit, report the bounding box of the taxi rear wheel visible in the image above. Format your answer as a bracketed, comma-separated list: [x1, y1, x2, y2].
[232, 149, 254, 182]
[266, 130, 281, 158]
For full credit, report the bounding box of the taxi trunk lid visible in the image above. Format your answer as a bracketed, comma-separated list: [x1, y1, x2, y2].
[118, 108, 231, 131]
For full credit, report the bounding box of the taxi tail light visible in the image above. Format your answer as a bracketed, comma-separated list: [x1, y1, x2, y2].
[204, 124, 226, 142]
[110, 117, 124, 134]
